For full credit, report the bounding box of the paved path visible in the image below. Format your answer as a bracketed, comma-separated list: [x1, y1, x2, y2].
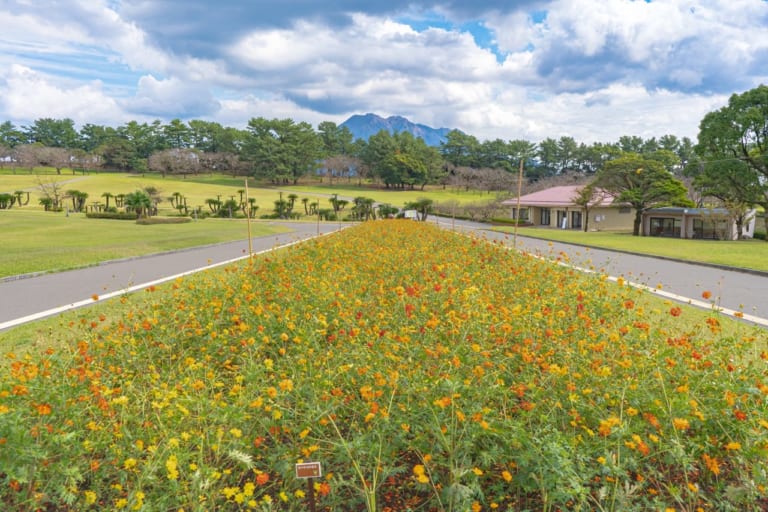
[1, 218, 766, 331]
[435, 217, 768, 326]
[0, 221, 346, 331]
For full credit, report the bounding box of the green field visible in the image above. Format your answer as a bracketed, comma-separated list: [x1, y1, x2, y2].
[4, 170, 768, 276]
[0, 209, 289, 278]
[0, 171, 499, 215]
[503, 226, 768, 272]
[0, 172, 311, 215]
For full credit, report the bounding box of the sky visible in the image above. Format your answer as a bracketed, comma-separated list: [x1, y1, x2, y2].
[1, 0, 767, 144]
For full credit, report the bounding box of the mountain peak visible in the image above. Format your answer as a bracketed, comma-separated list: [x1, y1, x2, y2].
[340, 113, 454, 146]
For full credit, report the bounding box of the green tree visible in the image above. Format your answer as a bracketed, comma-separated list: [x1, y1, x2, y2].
[187, 120, 241, 153]
[66, 189, 88, 212]
[685, 156, 763, 238]
[364, 131, 443, 189]
[477, 138, 513, 171]
[617, 135, 645, 154]
[78, 123, 117, 152]
[124, 190, 152, 218]
[0, 121, 26, 147]
[97, 137, 136, 171]
[352, 197, 376, 220]
[571, 183, 605, 232]
[24, 118, 78, 148]
[594, 153, 692, 236]
[318, 121, 354, 156]
[440, 129, 480, 168]
[245, 118, 321, 184]
[163, 119, 192, 149]
[404, 197, 434, 221]
[536, 137, 560, 177]
[695, 84, 768, 234]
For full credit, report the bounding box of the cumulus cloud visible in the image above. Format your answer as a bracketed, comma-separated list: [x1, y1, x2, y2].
[0, 64, 125, 126]
[121, 75, 220, 118]
[492, 0, 768, 94]
[0, 0, 765, 143]
[228, 14, 502, 116]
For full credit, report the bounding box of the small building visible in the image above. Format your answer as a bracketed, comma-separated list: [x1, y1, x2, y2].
[501, 185, 635, 231]
[642, 207, 756, 240]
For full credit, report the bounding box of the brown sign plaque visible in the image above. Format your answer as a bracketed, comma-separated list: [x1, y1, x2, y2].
[295, 462, 322, 479]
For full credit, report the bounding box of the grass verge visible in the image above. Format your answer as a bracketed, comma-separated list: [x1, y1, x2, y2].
[0, 209, 289, 278]
[498, 226, 768, 272]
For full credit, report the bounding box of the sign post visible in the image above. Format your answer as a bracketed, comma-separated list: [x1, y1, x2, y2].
[295, 462, 322, 512]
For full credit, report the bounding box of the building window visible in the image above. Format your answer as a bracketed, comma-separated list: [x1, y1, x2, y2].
[571, 211, 582, 229]
[693, 218, 728, 240]
[540, 208, 550, 226]
[512, 207, 529, 221]
[619, 207, 631, 214]
[650, 217, 680, 237]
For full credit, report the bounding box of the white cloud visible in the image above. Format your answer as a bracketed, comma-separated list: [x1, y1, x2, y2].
[121, 75, 220, 117]
[0, 0, 765, 144]
[0, 64, 125, 125]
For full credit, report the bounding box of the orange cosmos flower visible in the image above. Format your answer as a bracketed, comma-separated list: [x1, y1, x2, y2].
[701, 290, 712, 300]
[255, 472, 270, 485]
[702, 454, 720, 475]
[35, 403, 52, 415]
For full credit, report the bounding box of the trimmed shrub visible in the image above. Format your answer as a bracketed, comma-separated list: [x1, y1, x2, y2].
[136, 216, 192, 225]
[85, 211, 138, 220]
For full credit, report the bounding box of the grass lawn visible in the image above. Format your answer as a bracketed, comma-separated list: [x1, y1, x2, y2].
[0, 172, 508, 279]
[1, 171, 502, 217]
[498, 226, 768, 272]
[0, 171, 329, 215]
[0, 209, 289, 278]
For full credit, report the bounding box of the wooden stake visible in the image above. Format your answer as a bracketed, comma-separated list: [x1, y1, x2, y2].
[513, 157, 524, 248]
[244, 179, 253, 258]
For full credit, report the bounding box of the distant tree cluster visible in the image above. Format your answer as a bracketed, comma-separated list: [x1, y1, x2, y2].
[0, 115, 693, 190]
[2, 85, 767, 234]
[686, 84, 768, 235]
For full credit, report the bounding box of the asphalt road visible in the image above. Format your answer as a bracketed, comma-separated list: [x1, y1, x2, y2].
[435, 217, 768, 326]
[0, 221, 347, 331]
[1, 218, 766, 331]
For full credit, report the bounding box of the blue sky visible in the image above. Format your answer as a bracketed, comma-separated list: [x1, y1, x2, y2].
[1, 0, 766, 143]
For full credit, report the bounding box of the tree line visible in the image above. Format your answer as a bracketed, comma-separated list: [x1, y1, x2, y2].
[1, 84, 766, 231]
[0, 116, 693, 188]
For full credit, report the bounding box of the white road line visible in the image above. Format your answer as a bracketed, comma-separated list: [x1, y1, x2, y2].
[545, 251, 768, 328]
[0, 238, 310, 332]
[444, 222, 768, 328]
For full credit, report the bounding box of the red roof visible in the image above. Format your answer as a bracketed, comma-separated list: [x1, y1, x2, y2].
[502, 185, 616, 208]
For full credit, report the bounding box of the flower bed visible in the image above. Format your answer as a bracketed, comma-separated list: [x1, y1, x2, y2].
[1, 220, 766, 511]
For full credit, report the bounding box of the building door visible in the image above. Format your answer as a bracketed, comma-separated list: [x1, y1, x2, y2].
[540, 208, 551, 226]
[571, 211, 582, 230]
[557, 210, 568, 229]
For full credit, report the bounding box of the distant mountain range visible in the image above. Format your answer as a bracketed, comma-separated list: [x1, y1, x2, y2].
[340, 113, 454, 146]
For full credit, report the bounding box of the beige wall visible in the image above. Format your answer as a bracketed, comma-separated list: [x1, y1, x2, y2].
[590, 207, 635, 231]
[516, 205, 634, 231]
